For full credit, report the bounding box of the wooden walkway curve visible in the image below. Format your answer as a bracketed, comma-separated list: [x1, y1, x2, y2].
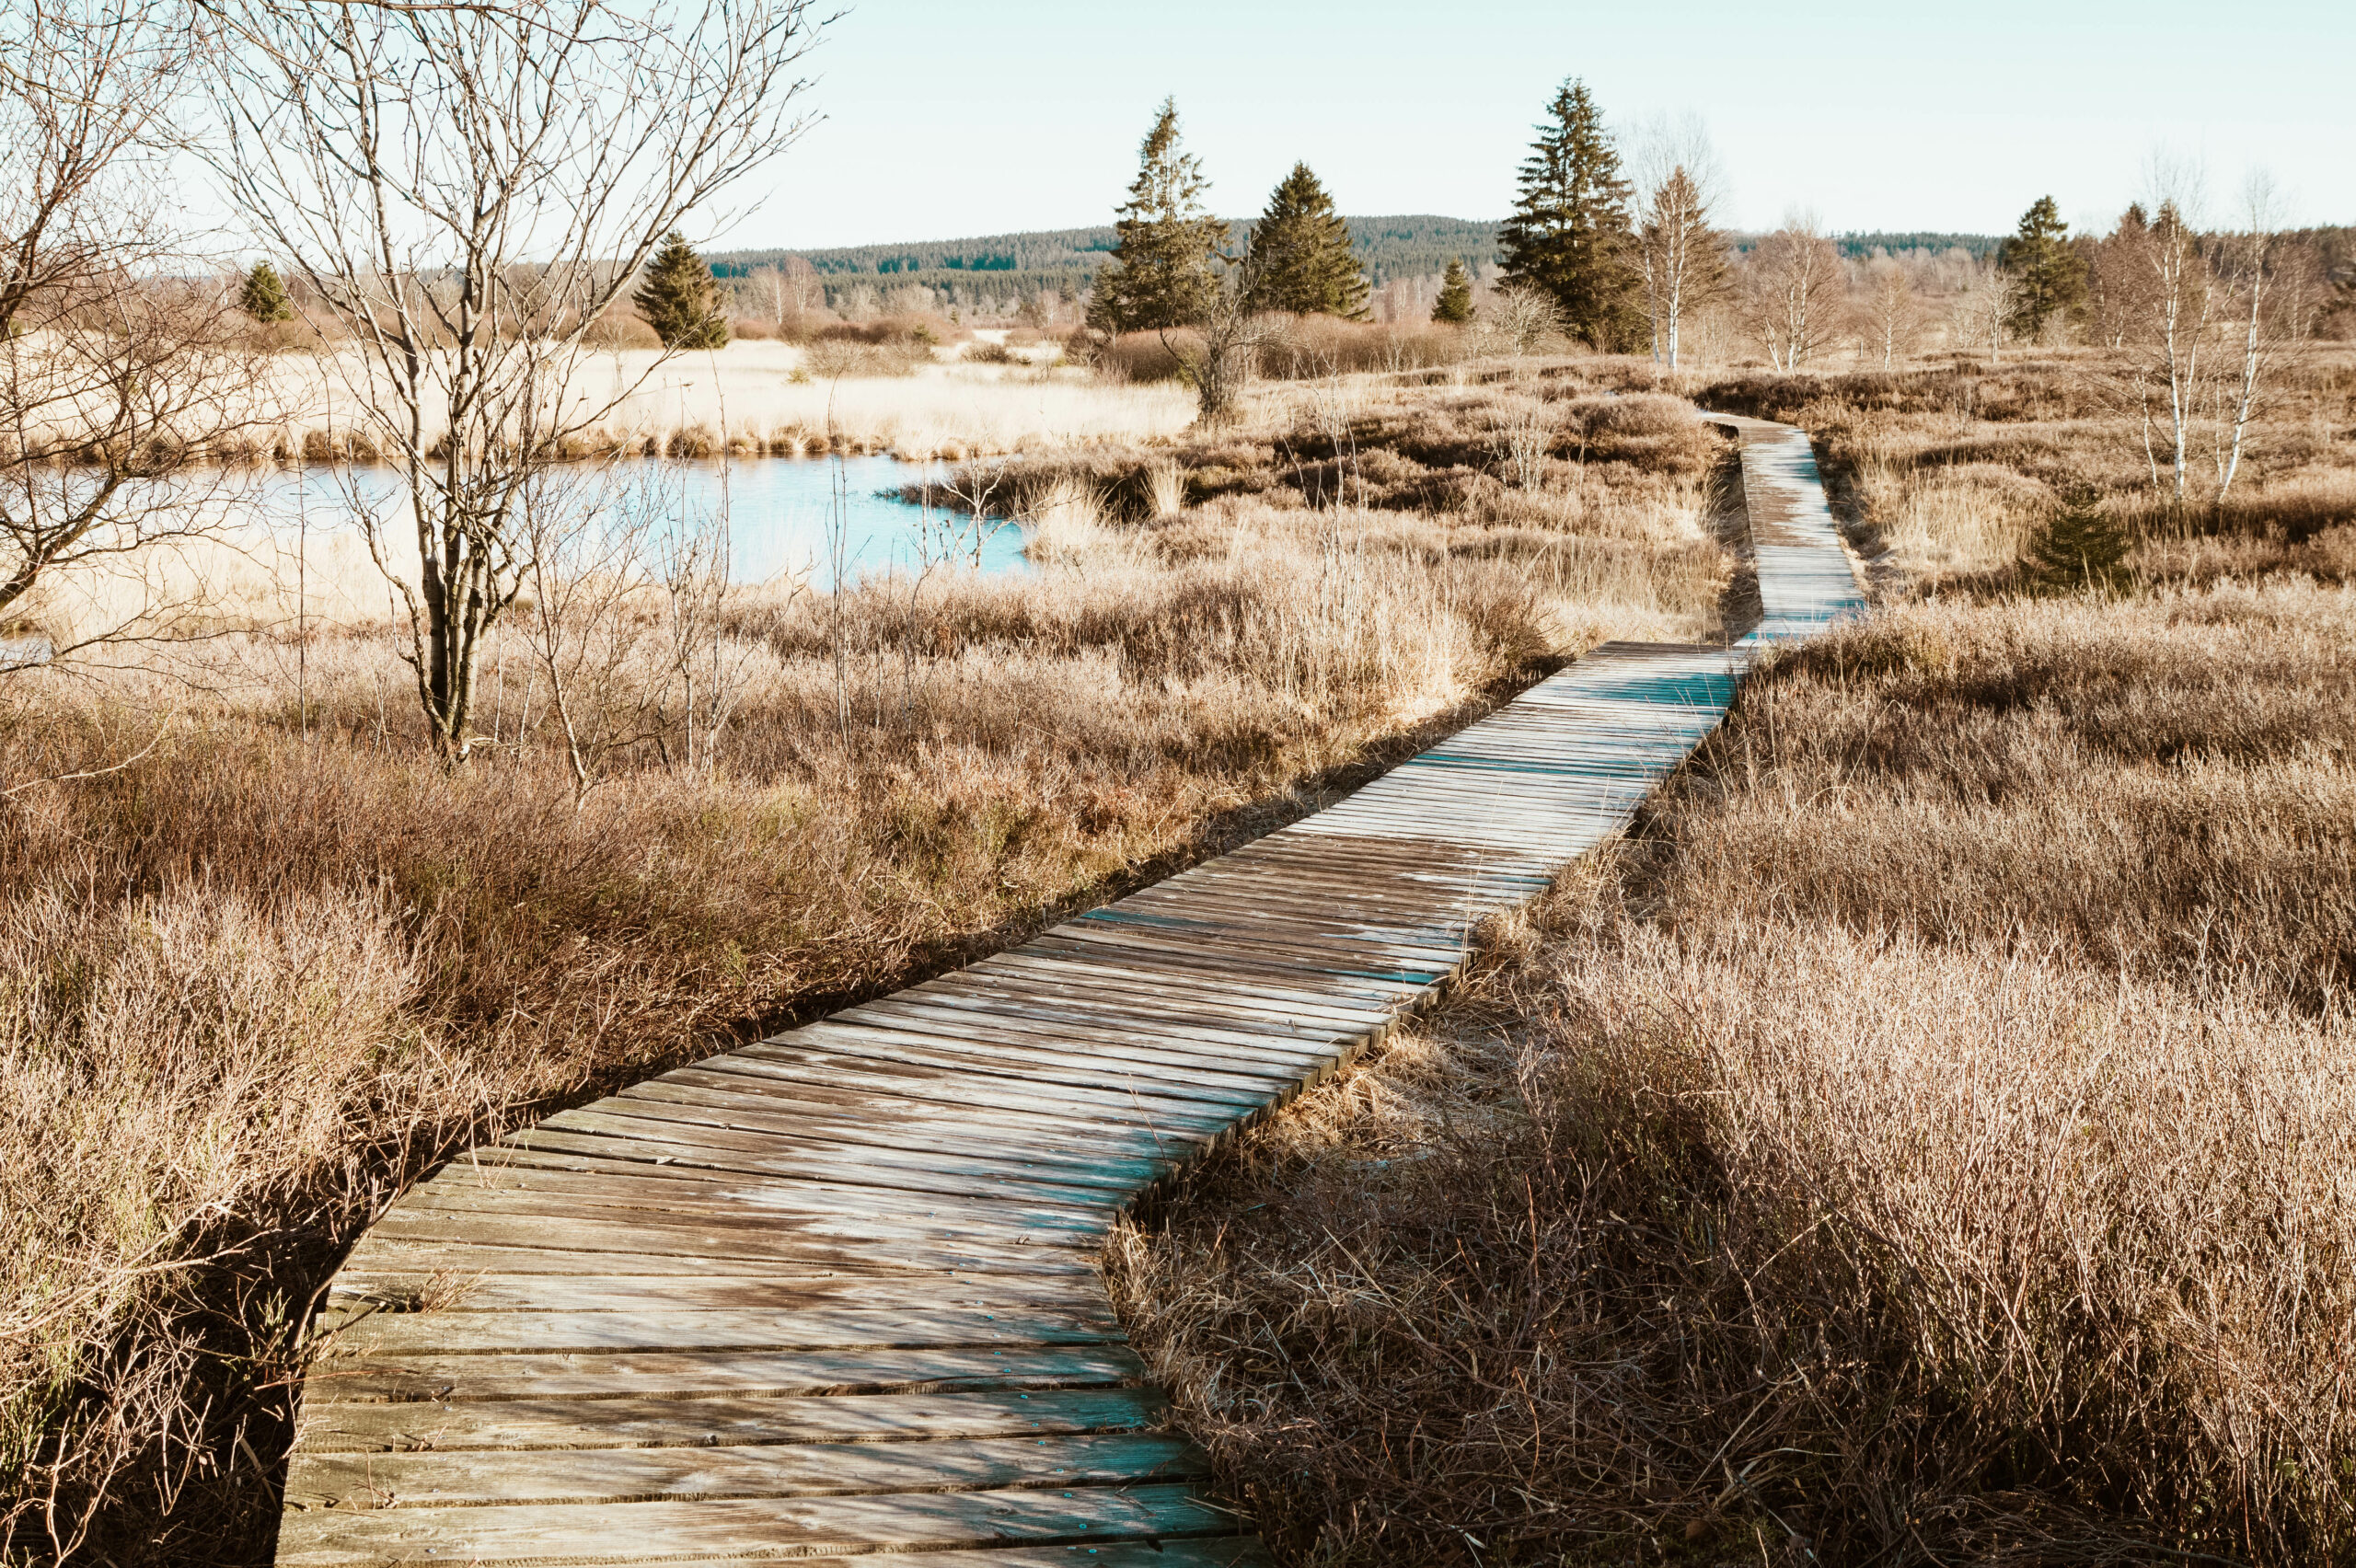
[272, 412, 1862, 1567]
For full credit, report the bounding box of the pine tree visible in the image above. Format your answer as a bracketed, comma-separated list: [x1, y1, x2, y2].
[1241, 163, 1368, 319]
[1496, 78, 1642, 349]
[239, 262, 294, 323]
[2024, 485, 2131, 594]
[1431, 259, 1474, 324]
[632, 232, 730, 350]
[1087, 98, 1227, 333]
[1998, 196, 2087, 342]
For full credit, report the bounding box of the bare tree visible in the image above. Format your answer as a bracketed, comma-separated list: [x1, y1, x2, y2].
[2137, 193, 2214, 502]
[1, 0, 263, 674]
[758, 254, 820, 329]
[1629, 113, 1727, 370]
[1950, 262, 2017, 363]
[1742, 220, 1843, 372]
[1860, 255, 1921, 369]
[2084, 205, 2159, 351]
[1164, 252, 1279, 423]
[2210, 175, 2318, 498]
[517, 467, 664, 801]
[211, 0, 822, 761]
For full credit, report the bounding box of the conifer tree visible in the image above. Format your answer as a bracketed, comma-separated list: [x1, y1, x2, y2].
[1241, 163, 1369, 319]
[1431, 259, 1474, 324]
[2024, 485, 2131, 594]
[633, 232, 731, 350]
[1088, 98, 1227, 333]
[1497, 77, 1642, 349]
[1998, 196, 2087, 341]
[239, 261, 294, 323]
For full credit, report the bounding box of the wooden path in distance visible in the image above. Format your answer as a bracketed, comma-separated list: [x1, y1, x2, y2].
[272, 413, 1861, 1567]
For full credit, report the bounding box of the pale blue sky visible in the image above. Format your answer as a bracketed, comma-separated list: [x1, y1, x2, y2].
[727, 0, 2353, 250]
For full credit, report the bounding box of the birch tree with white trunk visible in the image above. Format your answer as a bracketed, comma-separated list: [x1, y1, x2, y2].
[1629, 113, 1727, 371]
[1742, 219, 1842, 373]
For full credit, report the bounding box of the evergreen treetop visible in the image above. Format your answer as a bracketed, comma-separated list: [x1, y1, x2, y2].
[239, 262, 294, 323]
[1497, 77, 1642, 349]
[1087, 98, 1227, 334]
[1998, 195, 2087, 341]
[1432, 258, 1474, 324]
[1242, 163, 1369, 319]
[632, 232, 731, 351]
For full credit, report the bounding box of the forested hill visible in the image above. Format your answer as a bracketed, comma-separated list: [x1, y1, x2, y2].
[712, 215, 1503, 299]
[1827, 231, 2003, 259]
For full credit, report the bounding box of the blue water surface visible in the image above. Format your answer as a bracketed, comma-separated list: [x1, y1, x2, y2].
[247, 455, 1027, 588]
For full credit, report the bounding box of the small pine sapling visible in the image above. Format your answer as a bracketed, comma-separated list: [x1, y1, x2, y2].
[1432, 259, 1474, 324]
[2024, 486, 2132, 594]
[633, 232, 731, 351]
[240, 262, 294, 323]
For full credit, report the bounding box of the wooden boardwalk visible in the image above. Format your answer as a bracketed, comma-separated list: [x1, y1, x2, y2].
[273, 415, 1860, 1567]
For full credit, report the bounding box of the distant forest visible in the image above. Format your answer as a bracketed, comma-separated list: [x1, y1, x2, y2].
[712, 216, 1506, 308]
[711, 219, 2012, 309]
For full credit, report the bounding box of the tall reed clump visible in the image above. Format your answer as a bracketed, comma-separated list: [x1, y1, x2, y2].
[1113, 583, 2356, 1565]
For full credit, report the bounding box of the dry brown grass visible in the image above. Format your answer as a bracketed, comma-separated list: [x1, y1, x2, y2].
[0, 363, 1734, 1562]
[1112, 572, 2356, 1556]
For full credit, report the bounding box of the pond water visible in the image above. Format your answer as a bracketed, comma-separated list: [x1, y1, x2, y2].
[241, 455, 1027, 588]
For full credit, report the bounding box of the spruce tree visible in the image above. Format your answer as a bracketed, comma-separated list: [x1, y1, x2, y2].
[1087, 98, 1226, 333]
[1496, 78, 1642, 349]
[1998, 196, 2087, 341]
[1241, 163, 1368, 319]
[239, 261, 294, 323]
[2024, 485, 2131, 594]
[1432, 259, 1474, 324]
[632, 232, 731, 350]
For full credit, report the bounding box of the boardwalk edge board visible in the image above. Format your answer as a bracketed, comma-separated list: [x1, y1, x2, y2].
[272, 411, 1862, 1565]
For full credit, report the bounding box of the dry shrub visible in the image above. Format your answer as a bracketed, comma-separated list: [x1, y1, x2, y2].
[1100, 330, 1189, 385]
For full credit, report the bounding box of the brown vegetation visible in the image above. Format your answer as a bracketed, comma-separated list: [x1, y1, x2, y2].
[911, 366, 1733, 648]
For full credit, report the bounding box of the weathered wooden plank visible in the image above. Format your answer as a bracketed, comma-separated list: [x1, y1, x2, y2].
[303, 1343, 1149, 1405]
[758, 1027, 1326, 1109]
[535, 1101, 1172, 1185]
[293, 1386, 1170, 1456]
[286, 1431, 1206, 1510]
[396, 1165, 1111, 1236]
[344, 1215, 1099, 1276]
[324, 1273, 1103, 1320]
[473, 1138, 1126, 1212]
[325, 1306, 1124, 1359]
[654, 1060, 1244, 1137]
[608, 1078, 1216, 1159]
[276, 1483, 1242, 1564]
